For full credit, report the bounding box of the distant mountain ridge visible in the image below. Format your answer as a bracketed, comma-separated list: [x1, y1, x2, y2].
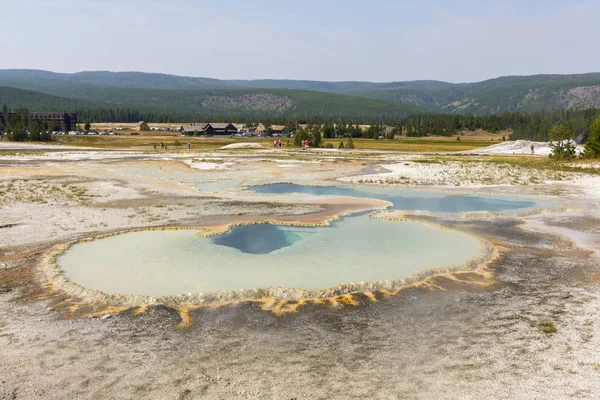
[0, 84, 420, 121]
[1, 69, 600, 116]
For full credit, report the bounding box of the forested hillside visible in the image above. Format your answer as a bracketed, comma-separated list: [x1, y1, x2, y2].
[0, 86, 95, 111]
[2, 69, 600, 115]
[0, 69, 234, 91]
[0, 85, 419, 122]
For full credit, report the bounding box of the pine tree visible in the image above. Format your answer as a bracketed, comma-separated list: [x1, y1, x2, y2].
[584, 117, 600, 158]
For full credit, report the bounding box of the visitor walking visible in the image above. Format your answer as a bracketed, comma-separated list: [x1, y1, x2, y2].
[531, 143, 535, 155]
[153, 143, 156, 150]
[188, 142, 191, 151]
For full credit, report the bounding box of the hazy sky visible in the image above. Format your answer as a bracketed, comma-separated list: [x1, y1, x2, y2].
[2, 0, 599, 82]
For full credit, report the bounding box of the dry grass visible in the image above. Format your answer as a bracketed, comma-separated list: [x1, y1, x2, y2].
[437, 155, 600, 175]
[323, 138, 500, 152]
[56, 135, 239, 149]
[56, 135, 500, 152]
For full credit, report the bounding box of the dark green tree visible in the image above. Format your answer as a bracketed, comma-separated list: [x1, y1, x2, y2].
[294, 128, 309, 147]
[309, 125, 322, 148]
[322, 123, 335, 139]
[584, 117, 600, 158]
[29, 120, 41, 141]
[548, 123, 576, 160]
[346, 137, 355, 149]
[10, 121, 25, 141]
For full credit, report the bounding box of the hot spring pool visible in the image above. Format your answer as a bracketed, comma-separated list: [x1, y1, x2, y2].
[57, 216, 484, 297]
[249, 183, 556, 213]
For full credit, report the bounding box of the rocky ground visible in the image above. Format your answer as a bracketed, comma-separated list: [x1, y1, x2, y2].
[1, 146, 600, 399]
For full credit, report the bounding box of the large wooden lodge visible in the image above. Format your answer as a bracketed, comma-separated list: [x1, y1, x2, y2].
[180, 122, 237, 136]
[1, 112, 77, 131]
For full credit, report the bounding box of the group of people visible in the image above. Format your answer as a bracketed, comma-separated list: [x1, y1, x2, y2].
[273, 139, 310, 150]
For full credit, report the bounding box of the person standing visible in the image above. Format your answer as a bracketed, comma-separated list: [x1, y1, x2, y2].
[188, 142, 191, 151]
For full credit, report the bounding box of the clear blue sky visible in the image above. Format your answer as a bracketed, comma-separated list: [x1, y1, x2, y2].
[2, 0, 598, 82]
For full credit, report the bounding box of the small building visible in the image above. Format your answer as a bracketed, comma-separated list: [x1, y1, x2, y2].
[135, 121, 150, 131]
[270, 125, 287, 135]
[255, 123, 266, 135]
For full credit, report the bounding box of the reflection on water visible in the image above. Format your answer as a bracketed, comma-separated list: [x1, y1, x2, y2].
[249, 183, 553, 213]
[213, 224, 304, 254]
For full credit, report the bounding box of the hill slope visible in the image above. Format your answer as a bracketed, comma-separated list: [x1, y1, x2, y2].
[0, 85, 420, 121]
[0, 86, 95, 112]
[2, 69, 600, 115]
[0, 69, 234, 91]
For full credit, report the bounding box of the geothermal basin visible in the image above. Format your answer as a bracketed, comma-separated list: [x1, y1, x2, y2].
[249, 183, 556, 213]
[58, 215, 485, 297]
[56, 189, 556, 298]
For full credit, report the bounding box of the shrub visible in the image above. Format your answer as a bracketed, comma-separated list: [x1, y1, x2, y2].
[338, 141, 345, 149]
[539, 321, 557, 334]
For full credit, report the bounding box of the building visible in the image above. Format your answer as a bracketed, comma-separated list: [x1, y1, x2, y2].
[255, 123, 287, 135]
[135, 121, 150, 131]
[203, 123, 237, 136]
[179, 122, 237, 136]
[270, 125, 287, 135]
[27, 112, 78, 131]
[180, 122, 207, 135]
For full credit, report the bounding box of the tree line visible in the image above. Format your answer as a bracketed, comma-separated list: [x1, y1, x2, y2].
[548, 119, 600, 160]
[397, 109, 600, 142]
[3, 103, 600, 147]
[0, 107, 54, 141]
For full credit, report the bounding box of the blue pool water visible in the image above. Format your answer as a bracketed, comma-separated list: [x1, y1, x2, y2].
[58, 216, 483, 296]
[213, 224, 304, 254]
[249, 183, 555, 213]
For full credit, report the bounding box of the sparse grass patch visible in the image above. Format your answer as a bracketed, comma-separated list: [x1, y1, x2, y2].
[539, 320, 558, 334]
